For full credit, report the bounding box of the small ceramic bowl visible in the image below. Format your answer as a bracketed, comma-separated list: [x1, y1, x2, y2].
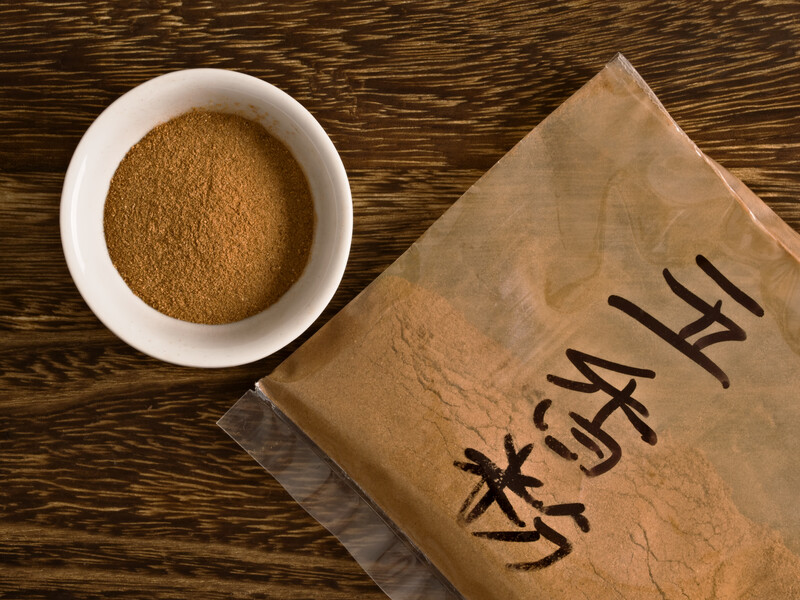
[61, 69, 352, 367]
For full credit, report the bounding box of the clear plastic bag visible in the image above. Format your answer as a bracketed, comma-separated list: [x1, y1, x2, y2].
[219, 389, 462, 600]
[220, 54, 800, 599]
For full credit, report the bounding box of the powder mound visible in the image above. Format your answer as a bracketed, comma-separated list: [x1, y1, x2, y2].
[103, 110, 315, 324]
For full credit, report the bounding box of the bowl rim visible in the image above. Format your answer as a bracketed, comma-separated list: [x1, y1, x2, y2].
[60, 68, 352, 368]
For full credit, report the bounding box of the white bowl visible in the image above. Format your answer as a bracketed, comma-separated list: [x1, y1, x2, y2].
[61, 69, 352, 368]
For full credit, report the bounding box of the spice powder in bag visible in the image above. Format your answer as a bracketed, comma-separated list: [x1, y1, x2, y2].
[253, 55, 800, 598]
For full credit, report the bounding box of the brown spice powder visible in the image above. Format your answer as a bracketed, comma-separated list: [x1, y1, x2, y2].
[260, 274, 800, 600]
[103, 110, 315, 324]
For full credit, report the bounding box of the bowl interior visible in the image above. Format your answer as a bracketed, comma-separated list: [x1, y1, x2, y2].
[61, 69, 351, 367]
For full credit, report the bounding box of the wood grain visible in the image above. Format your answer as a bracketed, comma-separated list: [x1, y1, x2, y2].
[1, 0, 798, 598]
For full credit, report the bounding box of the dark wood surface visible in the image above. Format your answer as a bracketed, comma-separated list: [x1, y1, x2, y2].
[2, 1, 799, 598]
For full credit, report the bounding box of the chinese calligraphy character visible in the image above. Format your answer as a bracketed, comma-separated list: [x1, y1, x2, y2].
[609, 255, 764, 389]
[538, 349, 656, 477]
[454, 433, 589, 570]
[454, 433, 542, 527]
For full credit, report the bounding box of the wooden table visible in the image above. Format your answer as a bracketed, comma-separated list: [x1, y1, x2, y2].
[2, 1, 798, 598]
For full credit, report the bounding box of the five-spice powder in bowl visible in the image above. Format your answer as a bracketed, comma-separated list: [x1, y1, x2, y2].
[60, 69, 352, 367]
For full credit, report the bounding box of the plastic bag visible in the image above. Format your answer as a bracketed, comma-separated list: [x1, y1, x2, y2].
[220, 54, 800, 599]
